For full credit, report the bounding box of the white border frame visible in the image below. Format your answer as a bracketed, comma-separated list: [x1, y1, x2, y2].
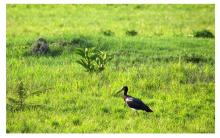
[2, 0, 218, 4]
[0, 0, 219, 137]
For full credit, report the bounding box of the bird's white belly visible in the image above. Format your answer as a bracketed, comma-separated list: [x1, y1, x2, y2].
[125, 97, 133, 102]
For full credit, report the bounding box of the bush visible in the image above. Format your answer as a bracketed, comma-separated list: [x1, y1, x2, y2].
[193, 29, 214, 38]
[75, 46, 113, 73]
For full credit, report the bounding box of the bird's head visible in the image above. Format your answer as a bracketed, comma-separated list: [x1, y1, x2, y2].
[115, 86, 128, 96]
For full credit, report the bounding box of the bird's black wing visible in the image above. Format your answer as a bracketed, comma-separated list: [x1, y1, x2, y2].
[126, 97, 153, 112]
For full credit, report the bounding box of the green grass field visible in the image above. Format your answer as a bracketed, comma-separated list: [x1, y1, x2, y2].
[6, 4, 215, 133]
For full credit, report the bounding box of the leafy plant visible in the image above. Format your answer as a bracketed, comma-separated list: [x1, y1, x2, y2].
[75, 47, 97, 72]
[8, 80, 27, 110]
[95, 50, 113, 72]
[75, 47, 113, 73]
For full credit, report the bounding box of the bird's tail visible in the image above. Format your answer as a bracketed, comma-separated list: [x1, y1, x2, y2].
[145, 107, 153, 112]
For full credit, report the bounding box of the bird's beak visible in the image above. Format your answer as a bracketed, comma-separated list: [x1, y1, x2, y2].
[114, 88, 123, 96]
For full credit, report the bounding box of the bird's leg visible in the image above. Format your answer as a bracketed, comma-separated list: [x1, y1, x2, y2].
[135, 110, 139, 116]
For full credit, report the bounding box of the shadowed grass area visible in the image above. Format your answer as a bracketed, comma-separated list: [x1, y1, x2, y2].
[6, 4, 214, 133]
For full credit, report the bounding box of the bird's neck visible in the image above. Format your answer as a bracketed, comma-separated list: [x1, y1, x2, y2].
[124, 91, 127, 96]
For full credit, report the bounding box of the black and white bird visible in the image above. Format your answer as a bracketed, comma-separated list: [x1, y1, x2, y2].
[116, 86, 153, 112]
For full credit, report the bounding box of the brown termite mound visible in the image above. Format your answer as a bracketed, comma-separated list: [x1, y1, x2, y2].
[32, 38, 49, 54]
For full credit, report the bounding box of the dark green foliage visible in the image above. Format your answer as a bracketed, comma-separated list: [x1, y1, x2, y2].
[71, 36, 93, 47]
[126, 30, 138, 36]
[6, 129, 10, 133]
[58, 40, 72, 47]
[193, 29, 214, 38]
[148, 54, 213, 64]
[135, 5, 144, 9]
[72, 118, 81, 126]
[103, 30, 114, 36]
[52, 121, 60, 128]
[101, 107, 110, 113]
[25, 48, 62, 57]
[183, 54, 205, 63]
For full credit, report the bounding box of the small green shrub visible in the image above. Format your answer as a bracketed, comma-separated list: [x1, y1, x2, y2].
[95, 50, 113, 72]
[193, 29, 214, 38]
[7, 80, 27, 110]
[103, 30, 114, 36]
[75, 47, 113, 73]
[7, 80, 51, 111]
[126, 30, 138, 36]
[75, 47, 97, 72]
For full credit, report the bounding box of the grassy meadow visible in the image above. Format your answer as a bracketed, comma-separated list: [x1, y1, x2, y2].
[6, 4, 215, 133]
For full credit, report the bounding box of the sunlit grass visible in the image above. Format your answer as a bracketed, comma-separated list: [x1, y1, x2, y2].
[6, 4, 215, 133]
